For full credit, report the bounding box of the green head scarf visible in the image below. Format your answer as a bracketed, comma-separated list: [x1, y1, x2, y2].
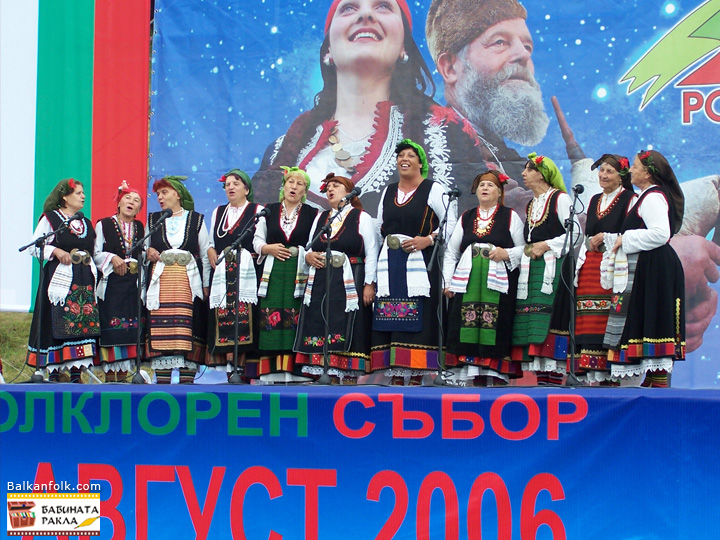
[222, 168, 253, 203]
[279, 166, 311, 203]
[526, 153, 566, 192]
[395, 139, 429, 178]
[43, 178, 83, 213]
[157, 175, 194, 211]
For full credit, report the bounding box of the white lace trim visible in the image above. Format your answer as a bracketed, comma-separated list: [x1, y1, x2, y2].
[101, 360, 134, 373]
[446, 365, 509, 383]
[385, 368, 437, 378]
[260, 372, 312, 384]
[423, 120, 453, 189]
[46, 358, 95, 373]
[522, 357, 567, 374]
[611, 358, 674, 379]
[583, 370, 614, 384]
[151, 355, 198, 370]
[301, 365, 363, 380]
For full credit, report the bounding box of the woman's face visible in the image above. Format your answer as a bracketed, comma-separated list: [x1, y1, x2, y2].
[283, 174, 308, 205]
[62, 184, 85, 213]
[327, 0, 406, 75]
[156, 186, 182, 212]
[630, 156, 652, 189]
[224, 175, 249, 206]
[598, 162, 622, 194]
[396, 148, 421, 178]
[326, 180, 350, 209]
[475, 179, 501, 207]
[521, 164, 547, 193]
[118, 192, 142, 220]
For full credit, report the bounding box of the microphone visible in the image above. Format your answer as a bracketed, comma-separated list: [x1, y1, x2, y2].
[255, 207, 270, 219]
[66, 211, 84, 222]
[340, 187, 361, 203]
[446, 187, 461, 198]
[150, 208, 173, 230]
[572, 184, 585, 195]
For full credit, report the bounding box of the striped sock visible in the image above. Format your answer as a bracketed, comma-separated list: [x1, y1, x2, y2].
[178, 369, 195, 384]
[155, 369, 172, 384]
[644, 370, 669, 388]
[70, 367, 82, 384]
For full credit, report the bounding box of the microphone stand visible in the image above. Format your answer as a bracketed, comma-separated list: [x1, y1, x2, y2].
[215, 212, 265, 384]
[426, 193, 458, 386]
[561, 189, 584, 387]
[306, 201, 347, 385]
[126, 211, 172, 384]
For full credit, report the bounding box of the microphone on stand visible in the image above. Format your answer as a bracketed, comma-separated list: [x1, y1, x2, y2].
[65, 211, 85, 223]
[254, 207, 270, 219]
[446, 187, 462, 199]
[572, 184, 585, 195]
[339, 187, 361, 204]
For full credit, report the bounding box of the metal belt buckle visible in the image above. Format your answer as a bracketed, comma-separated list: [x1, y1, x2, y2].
[386, 235, 401, 250]
[127, 261, 139, 274]
[523, 243, 533, 257]
[473, 244, 493, 259]
[69, 248, 84, 265]
[288, 246, 299, 258]
[330, 254, 346, 268]
[222, 246, 237, 263]
[176, 252, 193, 266]
[160, 252, 176, 265]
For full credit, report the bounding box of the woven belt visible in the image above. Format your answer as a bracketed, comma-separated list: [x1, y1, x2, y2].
[69, 249, 91, 265]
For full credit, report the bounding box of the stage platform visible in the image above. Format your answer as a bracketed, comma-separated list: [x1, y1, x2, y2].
[2, 384, 718, 539]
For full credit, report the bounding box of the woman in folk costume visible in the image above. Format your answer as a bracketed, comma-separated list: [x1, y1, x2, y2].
[27, 178, 99, 382]
[371, 139, 458, 385]
[510, 153, 578, 386]
[249, 167, 318, 382]
[604, 150, 685, 387]
[145, 176, 211, 384]
[251, 0, 475, 216]
[206, 169, 264, 379]
[93, 180, 145, 382]
[294, 173, 379, 383]
[443, 170, 525, 386]
[573, 154, 635, 384]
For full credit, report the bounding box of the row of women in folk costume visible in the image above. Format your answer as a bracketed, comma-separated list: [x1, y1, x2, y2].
[26, 142, 685, 386]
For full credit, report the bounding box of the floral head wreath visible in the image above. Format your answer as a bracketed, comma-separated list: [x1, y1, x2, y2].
[527, 152, 566, 192]
[638, 150, 660, 175]
[278, 166, 311, 203]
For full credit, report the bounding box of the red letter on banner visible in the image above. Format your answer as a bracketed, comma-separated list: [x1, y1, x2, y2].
[547, 394, 588, 440]
[334, 393, 375, 438]
[378, 394, 434, 439]
[230, 466, 283, 540]
[467, 472, 512, 540]
[287, 469, 337, 540]
[490, 394, 540, 440]
[177, 466, 225, 540]
[441, 394, 483, 439]
[135, 465, 175, 540]
[520, 473, 566, 540]
[705, 89, 720, 122]
[682, 90, 703, 124]
[416, 472, 460, 540]
[78, 464, 125, 540]
[24, 463, 71, 540]
[366, 470, 409, 540]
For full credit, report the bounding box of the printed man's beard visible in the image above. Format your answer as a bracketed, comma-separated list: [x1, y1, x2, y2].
[455, 62, 550, 147]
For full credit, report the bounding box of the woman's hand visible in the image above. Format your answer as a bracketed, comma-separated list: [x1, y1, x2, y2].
[111, 255, 127, 276]
[489, 247, 509, 262]
[208, 247, 218, 269]
[531, 241, 550, 259]
[147, 247, 161, 263]
[52, 248, 72, 265]
[306, 251, 325, 269]
[363, 283, 375, 306]
[401, 235, 433, 253]
[444, 288, 455, 299]
[612, 235, 623, 253]
[589, 232, 605, 252]
[263, 243, 291, 261]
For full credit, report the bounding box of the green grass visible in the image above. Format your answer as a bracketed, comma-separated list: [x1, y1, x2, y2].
[0, 311, 33, 382]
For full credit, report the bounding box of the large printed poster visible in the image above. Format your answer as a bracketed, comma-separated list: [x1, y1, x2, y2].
[149, 0, 720, 387]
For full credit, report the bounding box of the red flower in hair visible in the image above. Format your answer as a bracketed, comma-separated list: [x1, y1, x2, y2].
[68, 178, 77, 190]
[319, 181, 328, 193]
[219, 175, 227, 183]
[639, 150, 651, 161]
[498, 173, 510, 184]
[619, 157, 629, 170]
[534, 156, 544, 165]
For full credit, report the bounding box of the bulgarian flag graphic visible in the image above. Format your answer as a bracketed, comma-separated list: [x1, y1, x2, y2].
[2, 1, 151, 309]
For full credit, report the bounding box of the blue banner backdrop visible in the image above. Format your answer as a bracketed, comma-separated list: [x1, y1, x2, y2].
[148, 0, 720, 387]
[2, 386, 720, 539]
